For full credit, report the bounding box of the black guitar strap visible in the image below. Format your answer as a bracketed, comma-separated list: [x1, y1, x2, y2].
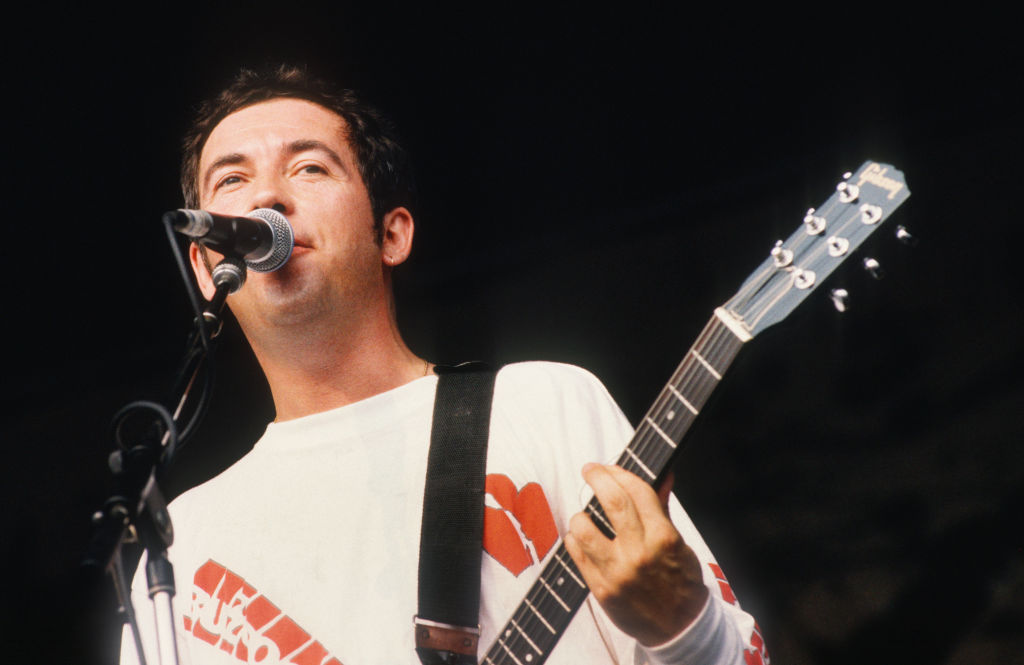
[415, 362, 497, 665]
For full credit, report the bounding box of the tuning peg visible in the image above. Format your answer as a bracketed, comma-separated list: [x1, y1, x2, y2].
[895, 225, 918, 246]
[830, 288, 850, 312]
[837, 180, 860, 203]
[863, 257, 884, 280]
[804, 208, 826, 235]
[771, 240, 793, 267]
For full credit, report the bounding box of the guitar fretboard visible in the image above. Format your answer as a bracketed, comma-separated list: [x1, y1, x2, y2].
[482, 311, 748, 665]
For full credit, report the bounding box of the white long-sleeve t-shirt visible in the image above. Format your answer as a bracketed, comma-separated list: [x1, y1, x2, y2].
[122, 362, 766, 665]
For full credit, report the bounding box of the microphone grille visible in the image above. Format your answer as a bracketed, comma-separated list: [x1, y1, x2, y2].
[246, 208, 294, 272]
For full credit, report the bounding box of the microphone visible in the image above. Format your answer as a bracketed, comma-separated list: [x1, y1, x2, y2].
[164, 208, 294, 272]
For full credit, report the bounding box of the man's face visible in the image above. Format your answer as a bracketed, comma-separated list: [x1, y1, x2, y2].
[194, 98, 390, 333]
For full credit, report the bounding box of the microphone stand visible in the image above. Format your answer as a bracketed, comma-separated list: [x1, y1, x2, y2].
[83, 254, 247, 665]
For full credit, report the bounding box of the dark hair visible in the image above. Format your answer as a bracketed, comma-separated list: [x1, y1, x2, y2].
[181, 65, 416, 242]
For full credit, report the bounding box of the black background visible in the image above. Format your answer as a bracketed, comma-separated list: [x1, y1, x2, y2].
[3, 6, 1022, 664]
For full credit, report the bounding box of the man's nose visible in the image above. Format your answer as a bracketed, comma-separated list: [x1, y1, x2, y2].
[250, 176, 293, 216]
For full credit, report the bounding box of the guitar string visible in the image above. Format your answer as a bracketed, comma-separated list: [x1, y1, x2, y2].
[621, 323, 717, 482]
[645, 322, 734, 470]
[497, 541, 585, 661]
[507, 552, 560, 653]
[626, 321, 719, 473]
[490, 566, 546, 663]
[629, 317, 720, 465]
[587, 319, 711, 508]
[642, 332, 735, 489]
[488, 316, 742, 663]
[492, 591, 543, 663]
[514, 544, 589, 662]
[627, 317, 738, 480]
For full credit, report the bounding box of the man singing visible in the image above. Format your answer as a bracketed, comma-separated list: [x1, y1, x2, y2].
[122, 65, 764, 665]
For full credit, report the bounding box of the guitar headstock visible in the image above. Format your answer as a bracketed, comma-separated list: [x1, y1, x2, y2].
[720, 161, 910, 338]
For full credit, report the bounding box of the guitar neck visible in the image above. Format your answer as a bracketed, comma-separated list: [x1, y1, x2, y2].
[612, 308, 749, 490]
[483, 309, 749, 665]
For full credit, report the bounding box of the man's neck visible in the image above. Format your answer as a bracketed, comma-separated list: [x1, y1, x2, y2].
[249, 308, 428, 422]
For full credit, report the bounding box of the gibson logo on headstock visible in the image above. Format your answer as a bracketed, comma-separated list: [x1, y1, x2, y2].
[856, 163, 904, 200]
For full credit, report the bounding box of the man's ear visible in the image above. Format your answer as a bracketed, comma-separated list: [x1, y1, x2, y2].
[189, 242, 218, 300]
[380, 206, 414, 267]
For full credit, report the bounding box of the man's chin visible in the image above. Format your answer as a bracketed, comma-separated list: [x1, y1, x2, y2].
[237, 274, 331, 326]
[264, 291, 330, 325]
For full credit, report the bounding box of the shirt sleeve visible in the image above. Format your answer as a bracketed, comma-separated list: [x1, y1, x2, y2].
[638, 595, 747, 665]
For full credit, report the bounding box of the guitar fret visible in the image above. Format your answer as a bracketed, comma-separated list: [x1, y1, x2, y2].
[690, 349, 722, 380]
[644, 416, 677, 449]
[624, 446, 656, 479]
[667, 384, 699, 415]
[511, 619, 544, 655]
[539, 578, 571, 612]
[585, 504, 615, 535]
[498, 638, 526, 665]
[524, 599, 556, 634]
[553, 551, 586, 588]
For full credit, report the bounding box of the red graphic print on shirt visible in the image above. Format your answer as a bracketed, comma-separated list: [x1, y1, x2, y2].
[183, 559, 344, 664]
[708, 562, 771, 664]
[483, 474, 558, 576]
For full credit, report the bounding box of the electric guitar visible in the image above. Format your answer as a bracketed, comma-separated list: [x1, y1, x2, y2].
[482, 161, 911, 664]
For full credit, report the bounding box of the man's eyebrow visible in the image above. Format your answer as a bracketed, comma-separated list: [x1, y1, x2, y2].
[286, 139, 346, 169]
[202, 152, 248, 192]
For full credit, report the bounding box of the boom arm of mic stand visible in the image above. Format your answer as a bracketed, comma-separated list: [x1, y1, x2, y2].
[83, 276, 235, 665]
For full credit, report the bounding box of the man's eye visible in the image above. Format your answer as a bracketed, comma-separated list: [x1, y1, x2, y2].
[216, 175, 242, 189]
[300, 164, 326, 175]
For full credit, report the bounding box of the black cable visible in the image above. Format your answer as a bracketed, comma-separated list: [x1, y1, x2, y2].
[111, 400, 178, 464]
[174, 346, 216, 452]
[156, 215, 222, 461]
[163, 218, 216, 350]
